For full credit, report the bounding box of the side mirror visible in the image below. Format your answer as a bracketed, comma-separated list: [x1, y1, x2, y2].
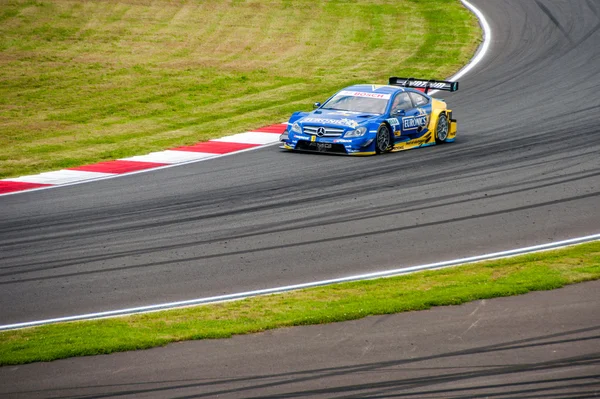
[392, 109, 405, 116]
[313, 102, 321, 109]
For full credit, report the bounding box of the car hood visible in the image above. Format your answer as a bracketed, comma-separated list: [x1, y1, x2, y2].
[297, 110, 380, 129]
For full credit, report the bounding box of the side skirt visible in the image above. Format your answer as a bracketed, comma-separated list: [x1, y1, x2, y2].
[390, 131, 436, 152]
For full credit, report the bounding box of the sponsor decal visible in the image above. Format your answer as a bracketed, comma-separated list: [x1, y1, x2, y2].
[307, 142, 332, 152]
[302, 117, 358, 128]
[407, 133, 433, 145]
[407, 80, 447, 89]
[338, 90, 392, 100]
[387, 118, 400, 126]
[294, 135, 310, 140]
[403, 115, 428, 130]
[340, 118, 359, 128]
[334, 139, 353, 143]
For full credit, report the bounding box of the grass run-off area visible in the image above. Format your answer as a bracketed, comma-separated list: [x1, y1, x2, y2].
[0, 0, 480, 178]
[1, 241, 599, 365]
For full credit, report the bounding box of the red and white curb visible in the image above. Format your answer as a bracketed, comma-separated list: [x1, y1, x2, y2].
[0, 124, 287, 196]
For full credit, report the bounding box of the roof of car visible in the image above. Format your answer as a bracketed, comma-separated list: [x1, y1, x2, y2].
[342, 84, 405, 95]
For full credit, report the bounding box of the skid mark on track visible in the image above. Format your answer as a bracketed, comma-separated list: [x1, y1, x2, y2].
[535, 0, 575, 44]
[3, 167, 600, 279]
[535, 0, 600, 50]
[2, 192, 599, 285]
[574, 0, 600, 48]
[586, 0, 599, 17]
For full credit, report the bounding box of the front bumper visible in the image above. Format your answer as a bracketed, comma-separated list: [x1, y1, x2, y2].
[279, 132, 375, 155]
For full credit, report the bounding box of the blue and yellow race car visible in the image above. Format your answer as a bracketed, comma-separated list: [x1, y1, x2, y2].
[280, 77, 458, 155]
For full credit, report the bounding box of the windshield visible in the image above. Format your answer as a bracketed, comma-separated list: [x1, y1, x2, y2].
[321, 90, 390, 114]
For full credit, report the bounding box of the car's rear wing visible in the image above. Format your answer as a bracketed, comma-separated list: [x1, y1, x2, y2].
[388, 77, 459, 94]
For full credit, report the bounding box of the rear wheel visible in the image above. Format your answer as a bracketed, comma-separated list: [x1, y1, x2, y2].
[435, 114, 449, 143]
[375, 124, 391, 154]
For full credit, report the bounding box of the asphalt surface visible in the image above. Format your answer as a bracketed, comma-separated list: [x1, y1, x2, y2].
[0, 0, 597, 311]
[2, 279, 598, 398]
[3, 0, 600, 325]
[1, 0, 599, 396]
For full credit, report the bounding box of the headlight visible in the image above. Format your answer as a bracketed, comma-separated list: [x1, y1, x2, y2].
[345, 126, 367, 137]
[291, 122, 302, 133]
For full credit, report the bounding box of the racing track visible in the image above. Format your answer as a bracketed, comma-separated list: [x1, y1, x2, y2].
[1, 0, 599, 329]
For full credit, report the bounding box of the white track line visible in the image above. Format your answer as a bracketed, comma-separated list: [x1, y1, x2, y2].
[1, 233, 598, 331]
[453, 0, 492, 81]
[427, 0, 492, 97]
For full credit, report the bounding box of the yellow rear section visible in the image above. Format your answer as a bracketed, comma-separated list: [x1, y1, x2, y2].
[430, 98, 457, 141]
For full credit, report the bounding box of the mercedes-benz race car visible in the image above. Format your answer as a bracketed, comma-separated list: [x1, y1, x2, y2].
[280, 77, 458, 155]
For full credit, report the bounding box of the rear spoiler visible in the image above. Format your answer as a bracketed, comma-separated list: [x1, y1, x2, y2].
[388, 77, 459, 94]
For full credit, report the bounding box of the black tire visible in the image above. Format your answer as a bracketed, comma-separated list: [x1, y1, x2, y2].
[435, 113, 449, 144]
[375, 124, 391, 154]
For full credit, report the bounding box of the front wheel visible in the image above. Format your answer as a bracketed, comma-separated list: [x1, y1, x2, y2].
[435, 114, 449, 144]
[375, 124, 391, 154]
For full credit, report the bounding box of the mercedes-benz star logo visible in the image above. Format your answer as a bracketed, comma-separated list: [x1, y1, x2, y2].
[317, 127, 326, 137]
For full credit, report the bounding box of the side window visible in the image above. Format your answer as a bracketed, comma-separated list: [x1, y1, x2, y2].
[391, 93, 413, 112]
[409, 91, 430, 107]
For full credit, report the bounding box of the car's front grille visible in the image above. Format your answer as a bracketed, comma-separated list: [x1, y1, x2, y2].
[295, 141, 347, 154]
[303, 126, 344, 137]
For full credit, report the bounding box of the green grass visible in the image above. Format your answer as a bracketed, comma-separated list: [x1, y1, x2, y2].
[1, 241, 599, 366]
[0, 0, 480, 178]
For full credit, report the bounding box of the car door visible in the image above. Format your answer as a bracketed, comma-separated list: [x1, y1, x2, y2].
[389, 92, 424, 139]
[388, 92, 413, 140]
[406, 91, 433, 138]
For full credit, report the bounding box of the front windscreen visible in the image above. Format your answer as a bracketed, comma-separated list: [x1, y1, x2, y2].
[321, 90, 391, 114]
